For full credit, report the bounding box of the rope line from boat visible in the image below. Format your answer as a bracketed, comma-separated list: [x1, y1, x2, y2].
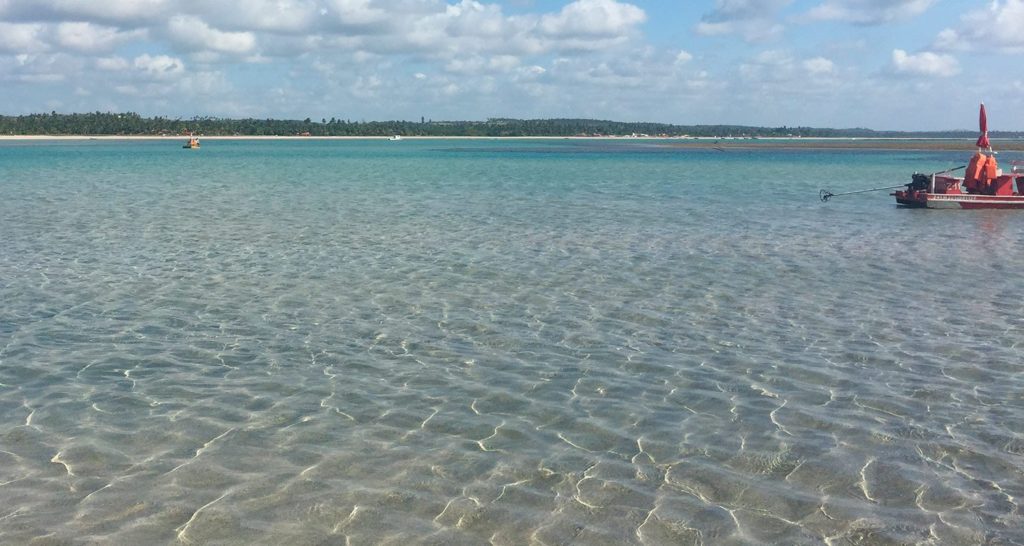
[819, 165, 966, 202]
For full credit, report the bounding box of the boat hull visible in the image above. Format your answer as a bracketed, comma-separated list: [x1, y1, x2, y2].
[894, 190, 1024, 209]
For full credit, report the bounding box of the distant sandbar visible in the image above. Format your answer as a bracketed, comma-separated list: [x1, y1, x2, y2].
[2, 134, 1023, 151]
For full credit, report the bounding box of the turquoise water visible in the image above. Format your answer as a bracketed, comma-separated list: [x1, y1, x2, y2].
[2, 139, 1023, 544]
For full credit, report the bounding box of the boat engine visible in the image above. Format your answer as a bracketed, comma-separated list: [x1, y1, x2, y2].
[908, 173, 929, 191]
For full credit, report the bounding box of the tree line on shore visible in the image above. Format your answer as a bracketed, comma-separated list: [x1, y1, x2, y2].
[2, 111, 1020, 139]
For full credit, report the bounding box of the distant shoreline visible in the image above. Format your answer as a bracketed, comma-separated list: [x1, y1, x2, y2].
[3, 134, 1023, 151]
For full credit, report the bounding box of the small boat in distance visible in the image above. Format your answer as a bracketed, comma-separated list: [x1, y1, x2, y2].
[892, 104, 1024, 209]
[183, 133, 200, 149]
[388, 135, 402, 141]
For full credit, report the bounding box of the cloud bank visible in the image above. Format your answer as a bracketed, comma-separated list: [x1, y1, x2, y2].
[0, 0, 1020, 130]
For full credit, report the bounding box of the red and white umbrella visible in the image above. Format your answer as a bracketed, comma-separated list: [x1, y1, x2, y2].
[976, 102, 990, 149]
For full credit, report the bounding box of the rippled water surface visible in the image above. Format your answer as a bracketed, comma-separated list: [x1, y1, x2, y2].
[2, 139, 1023, 544]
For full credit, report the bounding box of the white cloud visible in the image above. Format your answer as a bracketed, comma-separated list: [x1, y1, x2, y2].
[96, 56, 130, 71]
[435, 1, 517, 41]
[3, 1, 648, 61]
[402, 1, 534, 57]
[167, 15, 256, 54]
[342, 0, 647, 58]
[65, 0, 171, 24]
[179, 70, 231, 95]
[932, 28, 960, 50]
[350, 73, 383, 98]
[445, 54, 521, 74]
[0, 22, 48, 53]
[739, 49, 790, 80]
[702, 0, 792, 21]
[935, 0, 1024, 53]
[803, 56, 834, 74]
[543, 48, 706, 96]
[55, 22, 143, 52]
[738, 23, 785, 41]
[2, 0, 1007, 130]
[696, 0, 791, 41]
[104, 65, 228, 102]
[0, 52, 82, 84]
[804, 0, 935, 25]
[17, 73, 64, 82]
[538, 0, 645, 38]
[199, 0, 319, 33]
[738, 50, 841, 88]
[503, 49, 725, 123]
[133, 53, 185, 80]
[0, 0, 172, 25]
[891, 49, 959, 77]
[324, 0, 392, 29]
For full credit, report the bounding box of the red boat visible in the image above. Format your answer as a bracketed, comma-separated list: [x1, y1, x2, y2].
[892, 104, 1024, 209]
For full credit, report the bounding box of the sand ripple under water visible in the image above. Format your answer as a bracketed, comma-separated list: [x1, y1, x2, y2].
[1, 140, 1023, 544]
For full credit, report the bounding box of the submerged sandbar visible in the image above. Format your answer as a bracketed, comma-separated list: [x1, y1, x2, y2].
[2, 134, 1024, 152]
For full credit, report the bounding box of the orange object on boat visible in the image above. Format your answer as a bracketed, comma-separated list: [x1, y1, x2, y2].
[890, 104, 1024, 208]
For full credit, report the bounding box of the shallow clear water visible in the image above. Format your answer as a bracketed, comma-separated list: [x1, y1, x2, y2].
[1, 139, 1023, 544]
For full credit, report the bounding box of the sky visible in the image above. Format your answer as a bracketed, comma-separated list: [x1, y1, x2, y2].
[1, 0, 1022, 130]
